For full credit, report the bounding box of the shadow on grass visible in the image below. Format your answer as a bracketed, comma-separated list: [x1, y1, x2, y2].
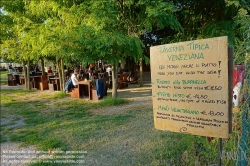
[1, 89, 225, 166]
[1, 91, 133, 152]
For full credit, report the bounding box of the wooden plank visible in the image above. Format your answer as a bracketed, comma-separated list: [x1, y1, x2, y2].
[150, 36, 231, 138]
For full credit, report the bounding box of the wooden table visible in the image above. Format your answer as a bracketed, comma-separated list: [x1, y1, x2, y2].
[35, 72, 43, 76]
[78, 81, 93, 100]
[12, 74, 20, 85]
[49, 77, 60, 91]
[30, 76, 42, 89]
[19, 76, 25, 85]
[47, 75, 55, 81]
[19, 76, 34, 85]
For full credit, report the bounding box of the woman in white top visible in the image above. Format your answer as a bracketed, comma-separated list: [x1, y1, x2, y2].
[71, 69, 79, 88]
[106, 65, 112, 76]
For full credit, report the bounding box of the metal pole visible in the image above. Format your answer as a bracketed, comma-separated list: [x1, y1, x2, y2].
[218, 138, 222, 166]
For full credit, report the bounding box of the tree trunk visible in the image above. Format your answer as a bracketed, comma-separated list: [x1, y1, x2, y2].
[41, 58, 45, 75]
[22, 60, 27, 90]
[112, 59, 118, 98]
[57, 60, 62, 91]
[60, 57, 65, 91]
[27, 59, 31, 90]
[139, 58, 143, 87]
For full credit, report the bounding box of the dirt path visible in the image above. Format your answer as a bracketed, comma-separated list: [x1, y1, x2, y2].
[93, 84, 152, 115]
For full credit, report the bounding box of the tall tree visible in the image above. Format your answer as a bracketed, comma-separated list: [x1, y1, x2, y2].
[167, 0, 250, 64]
[0, 0, 44, 89]
[1, 0, 182, 95]
[24, 0, 87, 90]
[79, 0, 182, 97]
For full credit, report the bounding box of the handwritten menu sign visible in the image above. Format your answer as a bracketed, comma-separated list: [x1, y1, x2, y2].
[150, 36, 230, 138]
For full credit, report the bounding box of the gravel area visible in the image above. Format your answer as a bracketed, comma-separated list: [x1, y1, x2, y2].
[0, 85, 25, 90]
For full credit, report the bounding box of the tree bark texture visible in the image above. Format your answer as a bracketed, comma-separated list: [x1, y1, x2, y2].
[27, 59, 31, 90]
[22, 60, 27, 90]
[56, 60, 62, 91]
[41, 58, 45, 75]
[139, 58, 143, 87]
[60, 57, 65, 91]
[112, 59, 118, 98]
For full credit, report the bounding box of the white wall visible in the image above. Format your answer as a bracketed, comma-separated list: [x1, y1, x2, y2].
[0, 63, 22, 68]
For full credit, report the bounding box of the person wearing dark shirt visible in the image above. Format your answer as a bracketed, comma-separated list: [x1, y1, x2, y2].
[34, 65, 40, 72]
[47, 66, 53, 74]
[122, 64, 129, 73]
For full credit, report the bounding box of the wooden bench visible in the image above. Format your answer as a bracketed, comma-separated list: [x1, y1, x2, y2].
[49, 83, 58, 91]
[70, 87, 80, 98]
[118, 73, 128, 89]
[19, 77, 25, 85]
[129, 71, 138, 84]
[49, 77, 60, 91]
[70, 82, 91, 100]
[39, 75, 49, 90]
[91, 89, 99, 101]
[7, 74, 17, 86]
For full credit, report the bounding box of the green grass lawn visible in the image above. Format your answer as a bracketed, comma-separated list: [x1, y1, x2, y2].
[1, 89, 247, 166]
[0, 70, 24, 85]
[0, 70, 9, 85]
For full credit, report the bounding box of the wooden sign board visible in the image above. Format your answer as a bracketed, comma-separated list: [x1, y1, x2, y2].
[150, 36, 231, 138]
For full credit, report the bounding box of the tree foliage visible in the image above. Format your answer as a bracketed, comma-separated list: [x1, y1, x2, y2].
[164, 0, 250, 64]
[0, 0, 249, 91]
